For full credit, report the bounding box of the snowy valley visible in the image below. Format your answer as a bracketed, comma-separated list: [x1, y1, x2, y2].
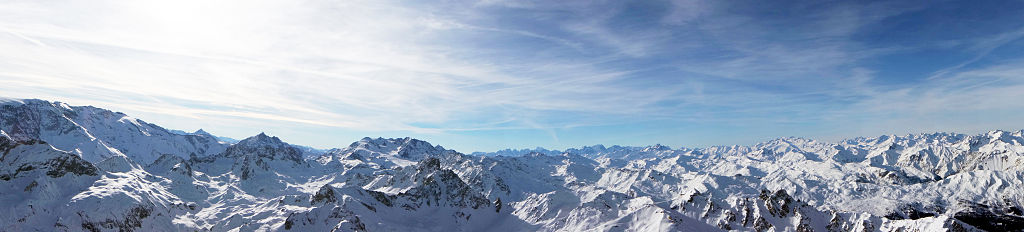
[2, 98, 1023, 231]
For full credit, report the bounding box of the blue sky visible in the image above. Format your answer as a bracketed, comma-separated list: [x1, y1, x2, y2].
[2, 0, 1024, 152]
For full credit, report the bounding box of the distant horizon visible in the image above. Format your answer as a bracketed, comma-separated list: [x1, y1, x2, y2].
[152, 126, 1024, 153]
[3, 1, 1023, 153]
[7, 96, 1023, 154]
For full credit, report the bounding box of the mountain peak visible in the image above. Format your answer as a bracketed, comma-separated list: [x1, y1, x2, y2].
[356, 136, 420, 146]
[349, 137, 445, 153]
[223, 132, 303, 163]
[644, 144, 671, 151]
[986, 129, 1010, 138]
[193, 129, 212, 136]
[236, 132, 287, 148]
[322, 137, 451, 168]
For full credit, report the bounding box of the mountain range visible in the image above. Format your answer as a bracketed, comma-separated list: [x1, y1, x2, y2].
[1, 98, 1022, 231]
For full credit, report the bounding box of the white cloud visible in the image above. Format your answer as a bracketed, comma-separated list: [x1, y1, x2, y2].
[1, 0, 1022, 150]
[0, 0, 685, 137]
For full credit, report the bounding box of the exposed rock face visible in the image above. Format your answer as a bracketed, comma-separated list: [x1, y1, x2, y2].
[1, 139, 99, 180]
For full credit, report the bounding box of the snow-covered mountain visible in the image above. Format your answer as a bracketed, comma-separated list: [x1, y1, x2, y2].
[1, 98, 1023, 231]
[316, 137, 457, 169]
[470, 147, 563, 157]
[169, 129, 240, 145]
[0, 98, 228, 164]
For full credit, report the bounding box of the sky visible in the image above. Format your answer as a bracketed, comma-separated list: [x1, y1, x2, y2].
[2, 0, 1024, 152]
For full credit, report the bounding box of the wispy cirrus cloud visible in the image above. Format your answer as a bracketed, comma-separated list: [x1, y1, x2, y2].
[1, 0, 1023, 151]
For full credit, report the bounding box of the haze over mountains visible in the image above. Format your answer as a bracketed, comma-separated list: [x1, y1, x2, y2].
[2, 98, 1023, 231]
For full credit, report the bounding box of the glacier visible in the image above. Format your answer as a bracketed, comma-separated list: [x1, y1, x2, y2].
[1, 98, 1023, 231]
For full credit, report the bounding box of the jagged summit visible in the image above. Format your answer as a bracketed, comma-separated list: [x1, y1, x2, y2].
[193, 129, 213, 137]
[222, 132, 303, 163]
[235, 132, 288, 148]
[644, 143, 671, 151]
[983, 129, 1024, 144]
[350, 137, 447, 153]
[319, 137, 455, 168]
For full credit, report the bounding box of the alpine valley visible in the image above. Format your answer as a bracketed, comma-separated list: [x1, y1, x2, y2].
[1, 98, 1023, 232]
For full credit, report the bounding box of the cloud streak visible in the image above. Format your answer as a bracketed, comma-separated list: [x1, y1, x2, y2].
[1, 0, 1023, 151]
